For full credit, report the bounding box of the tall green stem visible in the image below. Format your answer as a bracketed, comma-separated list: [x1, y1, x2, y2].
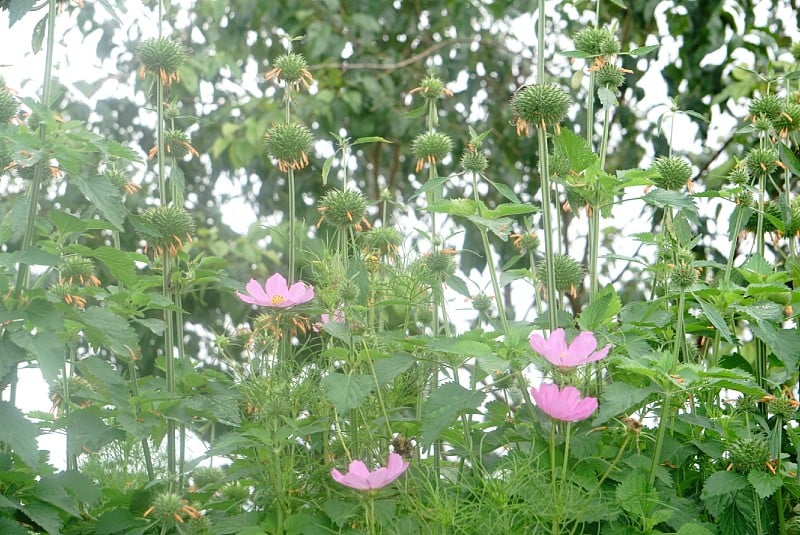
[537, 129, 559, 330]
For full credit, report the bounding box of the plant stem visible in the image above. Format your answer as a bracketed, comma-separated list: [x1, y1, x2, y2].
[561, 421, 572, 483]
[537, 128, 559, 330]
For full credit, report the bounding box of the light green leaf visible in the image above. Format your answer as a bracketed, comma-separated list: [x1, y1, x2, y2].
[67, 244, 140, 286]
[748, 470, 782, 499]
[598, 86, 618, 107]
[352, 136, 392, 145]
[624, 44, 659, 56]
[321, 154, 334, 186]
[78, 306, 139, 357]
[373, 354, 414, 386]
[427, 338, 491, 357]
[411, 177, 450, 200]
[445, 274, 470, 297]
[466, 215, 513, 240]
[31, 14, 47, 54]
[676, 524, 716, 535]
[751, 320, 800, 370]
[9, 330, 62, 386]
[321, 373, 374, 414]
[486, 178, 520, 203]
[0, 400, 40, 469]
[420, 382, 485, 449]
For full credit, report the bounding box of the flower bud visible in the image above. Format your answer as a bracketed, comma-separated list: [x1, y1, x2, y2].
[140, 205, 196, 257]
[317, 188, 370, 231]
[137, 38, 187, 86]
[538, 254, 584, 296]
[652, 155, 691, 190]
[412, 132, 452, 172]
[510, 83, 571, 136]
[263, 122, 313, 173]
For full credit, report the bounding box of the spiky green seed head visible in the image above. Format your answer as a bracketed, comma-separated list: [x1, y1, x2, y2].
[770, 397, 798, 420]
[339, 279, 360, 302]
[789, 197, 800, 236]
[318, 188, 369, 230]
[652, 155, 691, 190]
[0, 89, 18, 123]
[670, 260, 699, 289]
[0, 144, 12, 172]
[164, 129, 196, 158]
[361, 226, 403, 259]
[221, 482, 250, 502]
[140, 206, 195, 257]
[549, 151, 571, 178]
[727, 434, 771, 474]
[595, 62, 626, 89]
[423, 250, 457, 280]
[136, 38, 187, 84]
[272, 53, 310, 85]
[412, 132, 453, 169]
[48, 375, 93, 413]
[510, 83, 571, 132]
[745, 200, 782, 234]
[753, 115, 774, 133]
[515, 232, 540, 254]
[191, 466, 226, 490]
[773, 101, 800, 134]
[471, 293, 493, 313]
[749, 94, 782, 121]
[745, 147, 778, 178]
[412, 73, 451, 100]
[60, 255, 98, 286]
[263, 122, 313, 172]
[727, 166, 750, 186]
[572, 26, 620, 56]
[164, 102, 181, 120]
[149, 492, 187, 521]
[538, 254, 584, 294]
[733, 189, 754, 208]
[460, 149, 488, 173]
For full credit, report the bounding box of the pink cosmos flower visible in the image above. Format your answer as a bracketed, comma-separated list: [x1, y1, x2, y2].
[331, 453, 409, 491]
[236, 273, 314, 307]
[529, 328, 610, 368]
[312, 308, 345, 333]
[530, 383, 598, 422]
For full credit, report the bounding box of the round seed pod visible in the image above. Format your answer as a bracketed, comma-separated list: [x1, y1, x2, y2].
[317, 188, 369, 231]
[509, 83, 571, 133]
[263, 122, 313, 172]
[652, 155, 691, 190]
[727, 434, 770, 474]
[538, 254, 584, 295]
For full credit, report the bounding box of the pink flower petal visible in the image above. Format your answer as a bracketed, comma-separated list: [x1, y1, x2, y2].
[531, 383, 597, 422]
[567, 331, 598, 361]
[236, 278, 269, 305]
[331, 454, 409, 491]
[530, 328, 567, 365]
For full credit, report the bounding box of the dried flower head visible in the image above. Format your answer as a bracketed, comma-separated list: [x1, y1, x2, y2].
[50, 282, 87, 309]
[140, 205, 196, 257]
[263, 122, 313, 172]
[137, 38, 187, 86]
[317, 188, 370, 231]
[509, 83, 571, 136]
[265, 52, 314, 91]
[411, 132, 453, 172]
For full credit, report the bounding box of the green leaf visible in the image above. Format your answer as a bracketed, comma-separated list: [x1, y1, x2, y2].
[70, 174, 127, 230]
[77, 306, 139, 357]
[411, 177, 450, 200]
[420, 382, 485, 449]
[642, 189, 698, 219]
[427, 198, 478, 217]
[0, 247, 61, 268]
[49, 211, 116, 234]
[466, 215, 513, 240]
[403, 104, 427, 119]
[558, 49, 592, 59]
[373, 354, 414, 385]
[0, 400, 40, 469]
[701, 470, 748, 500]
[321, 373, 375, 414]
[593, 383, 657, 426]
[133, 317, 166, 335]
[624, 44, 659, 56]
[748, 470, 782, 499]
[321, 154, 334, 186]
[95, 509, 144, 535]
[615, 471, 661, 520]
[9, 0, 36, 26]
[554, 129, 597, 173]
[751, 319, 800, 370]
[0, 518, 30, 535]
[17, 501, 62, 535]
[695, 296, 732, 344]
[598, 86, 618, 107]
[675, 524, 716, 535]
[779, 141, 800, 176]
[578, 284, 621, 331]
[31, 14, 47, 54]
[352, 136, 392, 145]
[426, 338, 491, 357]
[486, 178, 520, 203]
[67, 244, 139, 286]
[9, 329, 63, 386]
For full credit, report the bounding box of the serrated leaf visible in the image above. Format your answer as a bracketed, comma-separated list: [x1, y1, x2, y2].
[373, 354, 414, 385]
[695, 296, 732, 343]
[411, 177, 450, 200]
[78, 306, 139, 357]
[133, 317, 166, 335]
[95, 509, 144, 535]
[49, 211, 116, 234]
[0, 247, 61, 268]
[0, 401, 40, 469]
[321, 373, 374, 414]
[9, 329, 62, 386]
[642, 189, 698, 218]
[0, 517, 30, 535]
[17, 501, 62, 535]
[751, 319, 800, 370]
[445, 274, 470, 297]
[428, 198, 478, 217]
[9, 0, 36, 26]
[700, 470, 748, 500]
[68, 244, 139, 286]
[748, 470, 782, 499]
[420, 382, 485, 449]
[554, 129, 597, 173]
[466, 215, 512, 240]
[779, 141, 800, 176]
[593, 383, 657, 425]
[578, 284, 621, 331]
[71, 174, 127, 230]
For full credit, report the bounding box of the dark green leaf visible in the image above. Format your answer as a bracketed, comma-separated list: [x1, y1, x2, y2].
[321, 154, 334, 186]
[695, 296, 732, 344]
[67, 244, 139, 286]
[9, 0, 36, 26]
[578, 284, 621, 331]
[9, 329, 63, 386]
[701, 470, 748, 500]
[486, 178, 520, 203]
[70, 174, 127, 230]
[748, 470, 782, 499]
[427, 338, 491, 357]
[77, 306, 139, 357]
[31, 14, 46, 54]
[625, 45, 659, 56]
[751, 319, 800, 370]
[420, 382, 485, 449]
[593, 383, 657, 425]
[0, 400, 40, 469]
[352, 136, 392, 145]
[373, 353, 414, 385]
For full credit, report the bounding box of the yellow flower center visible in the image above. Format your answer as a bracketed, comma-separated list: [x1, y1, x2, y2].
[272, 295, 286, 305]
